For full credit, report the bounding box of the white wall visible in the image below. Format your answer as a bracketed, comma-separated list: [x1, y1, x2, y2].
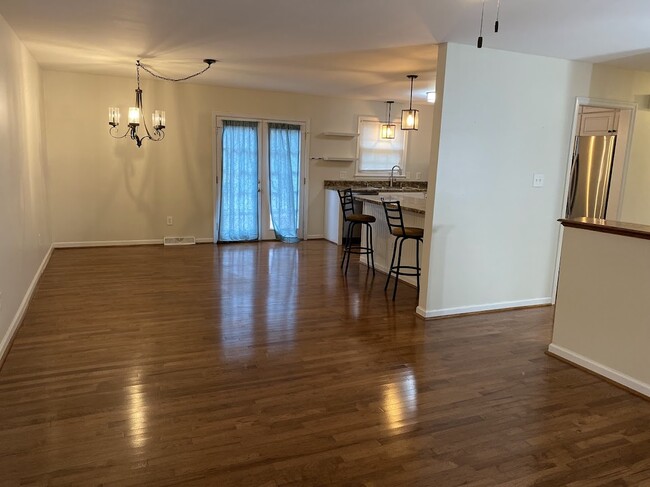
[0, 13, 51, 359]
[418, 43, 592, 317]
[589, 64, 650, 225]
[42, 70, 434, 243]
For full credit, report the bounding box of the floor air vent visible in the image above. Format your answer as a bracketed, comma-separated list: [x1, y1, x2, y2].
[163, 236, 196, 246]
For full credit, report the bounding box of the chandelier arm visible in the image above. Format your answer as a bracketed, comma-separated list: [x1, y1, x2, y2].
[109, 126, 131, 139]
[137, 59, 216, 83]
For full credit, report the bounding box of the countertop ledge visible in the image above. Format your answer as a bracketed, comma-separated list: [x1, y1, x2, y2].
[324, 180, 427, 191]
[355, 194, 426, 214]
[560, 218, 650, 240]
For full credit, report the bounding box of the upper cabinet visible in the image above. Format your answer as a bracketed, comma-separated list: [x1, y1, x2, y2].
[579, 108, 619, 136]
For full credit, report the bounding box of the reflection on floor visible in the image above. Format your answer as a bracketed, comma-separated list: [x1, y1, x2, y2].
[0, 241, 648, 486]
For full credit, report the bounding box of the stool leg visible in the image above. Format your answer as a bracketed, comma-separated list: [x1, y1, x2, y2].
[341, 220, 353, 270]
[385, 235, 398, 291]
[340, 221, 349, 268]
[416, 237, 421, 292]
[393, 237, 405, 300]
[344, 222, 357, 275]
[368, 223, 375, 275]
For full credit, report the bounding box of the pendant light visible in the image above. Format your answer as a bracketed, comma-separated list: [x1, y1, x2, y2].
[380, 101, 396, 139]
[477, 0, 485, 48]
[477, 0, 502, 48]
[401, 75, 419, 131]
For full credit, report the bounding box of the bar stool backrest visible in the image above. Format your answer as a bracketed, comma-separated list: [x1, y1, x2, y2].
[337, 188, 355, 222]
[382, 200, 406, 235]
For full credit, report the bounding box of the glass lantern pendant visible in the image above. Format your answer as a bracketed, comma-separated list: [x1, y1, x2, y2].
[401, 74, 419, 131]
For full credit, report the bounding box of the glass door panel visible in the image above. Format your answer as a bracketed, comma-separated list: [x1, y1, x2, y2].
[266, 123, 302, 242]
[218, 120, 260, 242]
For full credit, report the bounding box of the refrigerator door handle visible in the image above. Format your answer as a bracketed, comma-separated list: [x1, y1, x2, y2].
[566, 147, 580, 217]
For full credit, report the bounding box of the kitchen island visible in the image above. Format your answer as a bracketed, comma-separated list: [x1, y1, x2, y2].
[323, 180, 427, 245]
[355, 193, 426, 287]
[549, 217, 650, 398]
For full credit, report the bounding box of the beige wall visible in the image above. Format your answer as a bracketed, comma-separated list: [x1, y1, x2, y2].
[589, 64, 650, 225]
[550, 226, 650, 395]
[418, 43, 592, 317]
[42, 70, 434, 243]
[0, 13, 51, 355]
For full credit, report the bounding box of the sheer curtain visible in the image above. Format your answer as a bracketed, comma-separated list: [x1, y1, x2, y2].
[218, 120, 259, 242]
[268, 123, 301, 243]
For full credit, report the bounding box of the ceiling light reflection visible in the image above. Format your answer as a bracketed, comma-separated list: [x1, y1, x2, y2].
[382, 370, 417, 429]
[128, 372, 148, 448]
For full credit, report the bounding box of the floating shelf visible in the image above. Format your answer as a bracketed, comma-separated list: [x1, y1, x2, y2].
[321, 132, 359, 138]
[311, 157, 357, 162]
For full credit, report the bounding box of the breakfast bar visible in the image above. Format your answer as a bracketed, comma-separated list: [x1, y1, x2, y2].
[549, 217, 650, 398]
[355, 193, 426, 287]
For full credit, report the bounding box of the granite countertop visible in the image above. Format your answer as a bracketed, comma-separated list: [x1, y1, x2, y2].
[560, 218, 650, 241]
[324, 179, 427, 193]
[354, 194, 426, 214]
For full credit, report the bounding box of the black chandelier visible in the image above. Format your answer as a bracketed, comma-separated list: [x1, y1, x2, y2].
[109, 59, 216, 147]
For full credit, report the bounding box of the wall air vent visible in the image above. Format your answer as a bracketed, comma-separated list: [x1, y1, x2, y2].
[163, 236, 196, 246]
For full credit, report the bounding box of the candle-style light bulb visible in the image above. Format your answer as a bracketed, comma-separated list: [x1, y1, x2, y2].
[152, 110, 166, 130]
[108, 107, 120, 127]
[128, 107, 140, 126]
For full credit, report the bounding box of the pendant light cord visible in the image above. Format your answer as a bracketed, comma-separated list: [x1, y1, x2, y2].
[478, 0, 485, 48]
[137, 59, 216, 83]
[495, 0, 501, 32]
[409, 77, 414, 110]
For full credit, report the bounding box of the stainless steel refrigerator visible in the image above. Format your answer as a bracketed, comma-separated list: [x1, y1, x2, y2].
[565, 135, 617, 219]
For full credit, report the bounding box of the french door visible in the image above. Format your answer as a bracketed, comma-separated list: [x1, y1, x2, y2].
[214, 117, 306, 242]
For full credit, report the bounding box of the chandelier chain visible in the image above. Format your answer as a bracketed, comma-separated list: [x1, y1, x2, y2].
[137, 60, 215, 83]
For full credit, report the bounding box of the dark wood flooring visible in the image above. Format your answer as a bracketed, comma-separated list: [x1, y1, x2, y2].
[0, 241, 649, 486]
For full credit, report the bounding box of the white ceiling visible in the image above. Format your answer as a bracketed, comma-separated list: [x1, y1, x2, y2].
[0, 0, 649, 101]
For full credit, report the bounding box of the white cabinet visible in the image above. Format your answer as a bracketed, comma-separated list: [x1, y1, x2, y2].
[324, 189, 344, 245]
[579, 110, 619, 136]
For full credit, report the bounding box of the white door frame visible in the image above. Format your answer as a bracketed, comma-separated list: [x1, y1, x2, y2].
[551, 96, 637, 302]
[212, 112, 310, 243]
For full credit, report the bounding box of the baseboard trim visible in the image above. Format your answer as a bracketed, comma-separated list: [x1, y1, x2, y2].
[415, 298, 552, 319]
[53, 239, 163, 248]
[0, 244, 54, 369]
[307, 234, 325, 240]
[195, 237, 214, 244]
[547, 344, 650, 399]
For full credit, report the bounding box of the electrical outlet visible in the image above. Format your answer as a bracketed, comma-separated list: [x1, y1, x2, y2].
[405, 172, 411, 179]
[166, 216, 173, 225]
[532, 173, 545, 188]
[416, 172, 422, 180]
[339, 171, 347, 179]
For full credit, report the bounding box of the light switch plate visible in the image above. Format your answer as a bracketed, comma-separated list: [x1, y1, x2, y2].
[339, 171, 347, 179]
[533, 173, 545, 188]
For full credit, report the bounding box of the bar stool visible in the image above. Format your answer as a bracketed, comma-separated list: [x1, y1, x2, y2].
[382, 200, 424, 300]
[337, 188, 376, 275]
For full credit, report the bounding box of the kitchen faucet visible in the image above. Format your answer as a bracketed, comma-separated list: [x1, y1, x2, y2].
[390, 165, 402, 188]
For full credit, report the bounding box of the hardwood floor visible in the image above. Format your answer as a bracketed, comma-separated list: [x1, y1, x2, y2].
[1, 241, 649, 486]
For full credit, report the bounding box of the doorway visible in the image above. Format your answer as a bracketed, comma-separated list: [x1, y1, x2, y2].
[563, 101, 635, 221]
[551, 96, 637, 301]
[213, 116, 307, 243]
